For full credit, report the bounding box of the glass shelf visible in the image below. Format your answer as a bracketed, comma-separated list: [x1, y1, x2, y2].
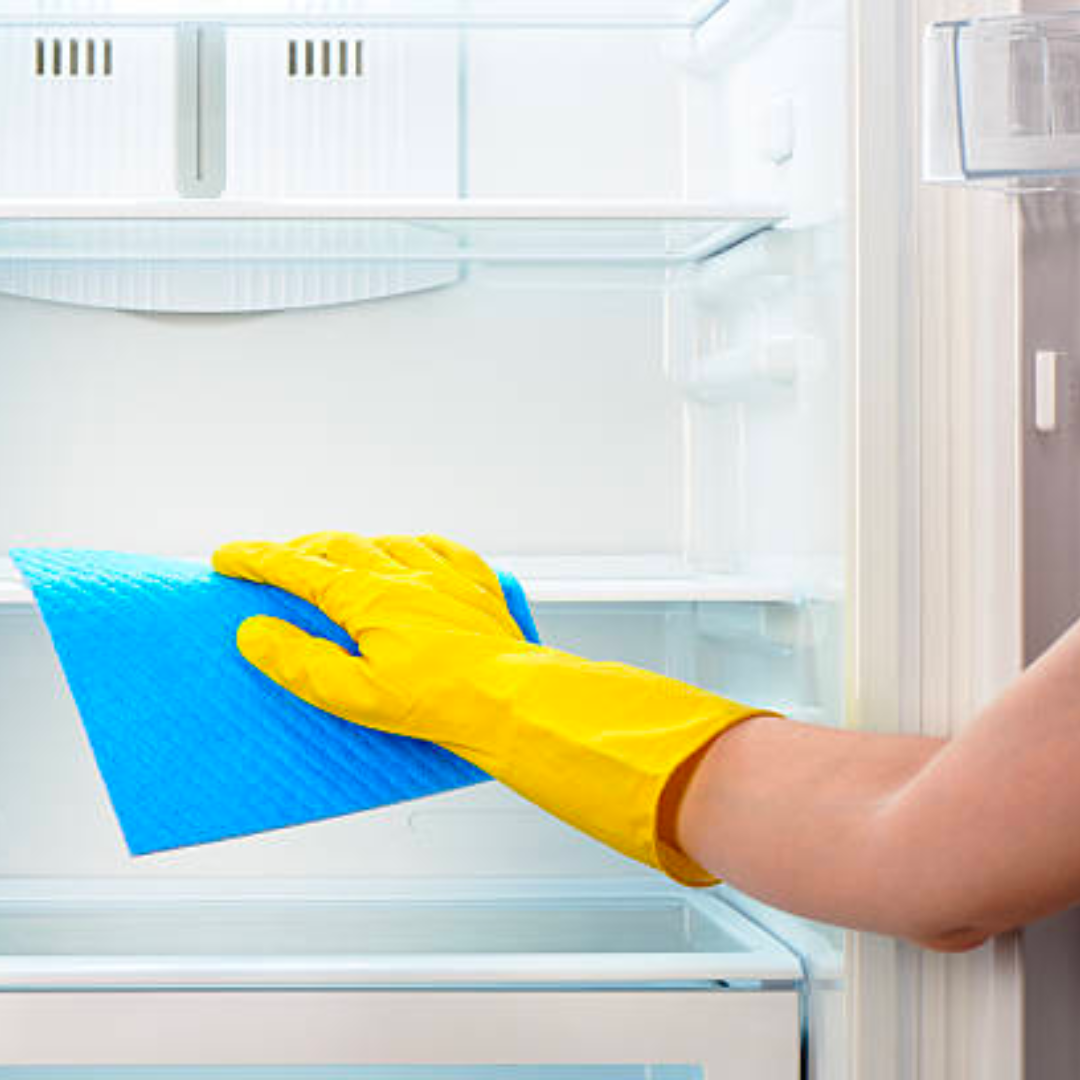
[0, 879, 800, 989]
[0, 205, 780, 266]
[0, 208, 781, 310]
[925, 12, 1080, 186]
[0, 554, 815, 610]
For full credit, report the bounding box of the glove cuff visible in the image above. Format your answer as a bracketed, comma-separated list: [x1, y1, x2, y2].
[650, 711, 769, 887]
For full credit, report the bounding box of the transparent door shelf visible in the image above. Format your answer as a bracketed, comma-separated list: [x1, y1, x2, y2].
[925, 12, 1080, 185]
[0, 879, 799, 990]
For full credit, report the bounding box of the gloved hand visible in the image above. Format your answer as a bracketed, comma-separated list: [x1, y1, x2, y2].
[212, 532, 774, 886]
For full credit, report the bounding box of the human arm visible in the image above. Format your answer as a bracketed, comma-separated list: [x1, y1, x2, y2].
[214, 532, 1080, 951]
[675, 617, 1080, 951]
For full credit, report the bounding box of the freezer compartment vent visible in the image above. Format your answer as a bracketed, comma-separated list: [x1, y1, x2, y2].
[288, 37, 365, 78]
[924, 12, 1080, 189]
[34, 37, 113, 78]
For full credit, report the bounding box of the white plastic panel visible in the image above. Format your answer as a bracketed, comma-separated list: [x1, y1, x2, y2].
[0, 26, 175, 198]
[227, 28, 460, 199]
[464, 30, 684, 200]
[0, 990, 800, 1075]
[0, 276, 692, 557]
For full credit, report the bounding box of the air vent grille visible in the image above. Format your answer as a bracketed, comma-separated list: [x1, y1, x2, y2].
[287, 38, 363, 78]
[35, 37, 113, 78]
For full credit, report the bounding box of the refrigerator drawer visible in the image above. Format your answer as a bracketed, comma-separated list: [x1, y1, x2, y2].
[0, 989, 801, 1077]
[0, 880, 800, 990]
[0, 884, 802, 1077]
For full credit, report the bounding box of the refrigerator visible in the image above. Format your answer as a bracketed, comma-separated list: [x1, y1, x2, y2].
[0, 0, 1073, 1076]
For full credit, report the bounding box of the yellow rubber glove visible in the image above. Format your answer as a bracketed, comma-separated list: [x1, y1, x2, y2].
[212, 532, 775, 886]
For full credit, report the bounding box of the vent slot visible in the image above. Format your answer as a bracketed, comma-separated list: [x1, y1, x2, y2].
[35, 37, 112, 78]
[287, 38, 363, 78]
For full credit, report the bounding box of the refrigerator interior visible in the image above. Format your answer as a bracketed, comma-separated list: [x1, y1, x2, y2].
[0, 0, 846, 1072]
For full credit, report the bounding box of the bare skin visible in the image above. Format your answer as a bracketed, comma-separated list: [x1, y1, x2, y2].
[674, 618, 1080, 953]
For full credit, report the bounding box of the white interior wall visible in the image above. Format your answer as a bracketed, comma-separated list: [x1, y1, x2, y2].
[0, 278, 684, 558]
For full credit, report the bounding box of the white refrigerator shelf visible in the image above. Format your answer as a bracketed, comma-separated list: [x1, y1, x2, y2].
[0, 878, 801, 990]
[0, 203, 783, 266]
[0, 554, 821, 611]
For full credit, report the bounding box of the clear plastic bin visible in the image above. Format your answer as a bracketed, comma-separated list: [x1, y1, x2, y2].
[924, 12, 1080, 185]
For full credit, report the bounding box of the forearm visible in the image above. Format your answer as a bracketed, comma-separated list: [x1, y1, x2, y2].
[673, 718, 949, 941]
[674, 619, 1080, 950]
[874, 620, 1080, 945]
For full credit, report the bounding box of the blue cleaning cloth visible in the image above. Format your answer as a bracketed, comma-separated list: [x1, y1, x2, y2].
[11, 548, 541, 856]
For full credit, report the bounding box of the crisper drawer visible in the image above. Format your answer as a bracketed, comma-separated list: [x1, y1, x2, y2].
[0, 880, 798, 989]
[0, 991, 800, 1075]
[0, 882, 802, 1077]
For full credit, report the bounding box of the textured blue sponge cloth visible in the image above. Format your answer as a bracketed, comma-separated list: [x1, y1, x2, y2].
[11, 548, 541, 856]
